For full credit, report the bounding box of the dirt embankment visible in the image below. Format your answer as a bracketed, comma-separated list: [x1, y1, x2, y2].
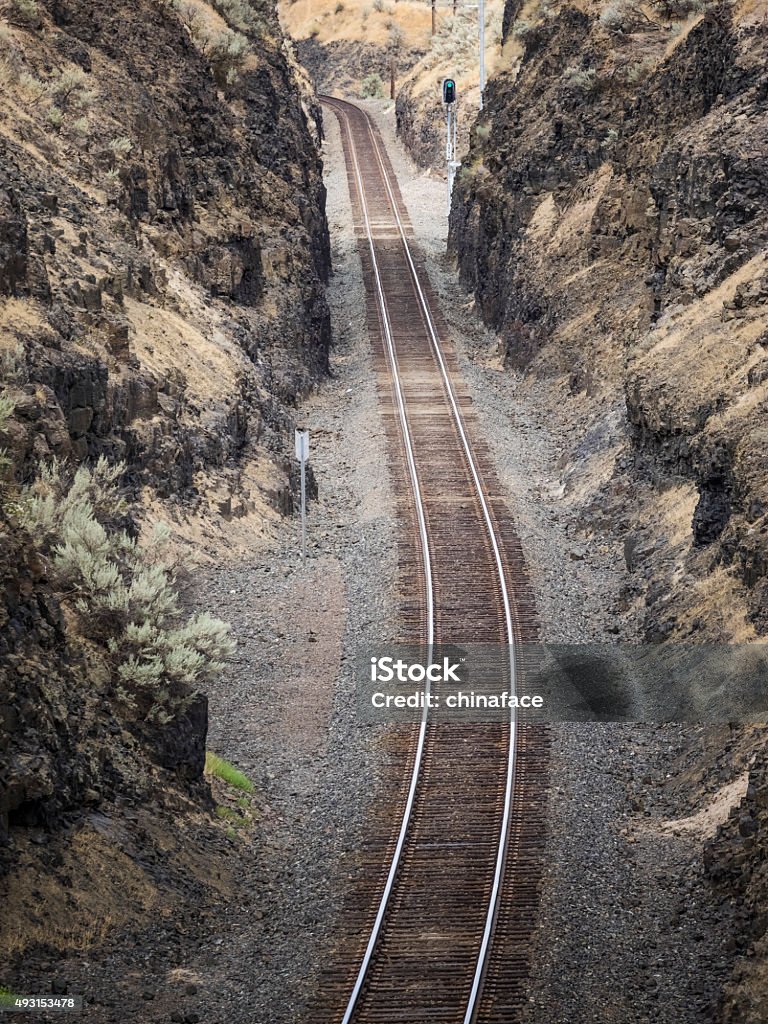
[448, 1, 768, 1017]
[0, 0, 330, 1000]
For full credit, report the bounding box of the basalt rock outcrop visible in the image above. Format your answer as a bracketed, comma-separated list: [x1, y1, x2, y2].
[1, 0, 330, 497]
[450, 1, 768, 642]
[0, 0, 330, 963]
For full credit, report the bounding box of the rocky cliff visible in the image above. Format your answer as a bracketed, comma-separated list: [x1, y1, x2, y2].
[450, 0, 767, 643]
[449, 2, 768, 1017]
[1, 0, 330, 498]
[0, 0, 330, 982]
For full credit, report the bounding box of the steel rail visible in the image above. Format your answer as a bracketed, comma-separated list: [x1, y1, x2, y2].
[323, 95, 520, 1024]
[331, 96, 437, 1024]
[356, 100, 518, 1024]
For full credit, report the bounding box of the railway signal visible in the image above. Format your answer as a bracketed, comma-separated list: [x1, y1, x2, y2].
[442, 79, 461, 215]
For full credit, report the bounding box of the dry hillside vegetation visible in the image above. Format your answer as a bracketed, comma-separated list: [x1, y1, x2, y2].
[281, 0, 433, 47]
[395, 0, 506, 165]
[280, 0, 433, 97]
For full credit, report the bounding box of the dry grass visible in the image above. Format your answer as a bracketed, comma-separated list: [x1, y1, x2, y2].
[652, 770, 750, 838]
[280, 0, 433, 46]
[733, 0, 768, 23]
[124, 295, 243, 406]
[0, 296, 47, 344]
[398, 0, 504, 104]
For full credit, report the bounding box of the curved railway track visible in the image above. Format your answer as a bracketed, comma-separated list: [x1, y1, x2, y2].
[311, 97, 548, 1024]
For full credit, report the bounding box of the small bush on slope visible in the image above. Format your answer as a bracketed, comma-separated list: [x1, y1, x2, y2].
[17, 457, 234, 723]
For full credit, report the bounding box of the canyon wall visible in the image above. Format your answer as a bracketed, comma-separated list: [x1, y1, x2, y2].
[1, 0, 329, 878]
[449, 3, 768, 1017]
[450, 1, 767, 643]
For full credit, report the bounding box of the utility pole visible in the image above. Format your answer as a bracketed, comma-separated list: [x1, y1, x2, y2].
[431, 0, 436, 35]
[478, 0, 486, 109]
[390, 57, 396, 99]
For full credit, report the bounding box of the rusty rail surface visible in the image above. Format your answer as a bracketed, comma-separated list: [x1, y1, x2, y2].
[310, 96, 549, 1024]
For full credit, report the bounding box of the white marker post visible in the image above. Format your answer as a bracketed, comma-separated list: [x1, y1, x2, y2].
[295, 428, 310, 559]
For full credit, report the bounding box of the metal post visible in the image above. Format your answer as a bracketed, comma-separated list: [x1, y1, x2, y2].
[446, 105, 452, 216]
[445, 101, 461, 216]
[295, 428, 309, 560]
[478, 0, 485, 110]
[300, 456, 307, 560]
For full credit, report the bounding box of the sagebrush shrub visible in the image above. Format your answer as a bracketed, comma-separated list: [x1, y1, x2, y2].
[360, 72, 383, 98]
[45, 106, 64, 129]
[0, 393, 14, 478]
[562, 65, 596, 91]
[203, 28, 249, 86]
[0, 56, 17, 89]
[109, 135, 133, 157]
[172, 0, 200, 31]
[18, 71, 47, 103]
[6, 0, 40, 28]
[50, 67, 94, 110]
[18, 459, 234, 720]
[212, 0, 264, 33]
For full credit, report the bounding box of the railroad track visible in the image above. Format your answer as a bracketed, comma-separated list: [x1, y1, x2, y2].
[311, 96, 548, 1024]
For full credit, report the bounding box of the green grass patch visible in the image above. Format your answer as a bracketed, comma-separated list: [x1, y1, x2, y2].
[205, 752, 254, 793]
[0, 988, 18, 1008]
[215, 805, 247, 828]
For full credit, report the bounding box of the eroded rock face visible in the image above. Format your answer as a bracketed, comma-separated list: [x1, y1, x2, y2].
[295, 38, 427, 99]
[450, 2, 768, 638]
[1, 0, 331, 495]
[0, 189, 28, 295]
[0, 0, 331, 855]
[704, 746, 768, 1024]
